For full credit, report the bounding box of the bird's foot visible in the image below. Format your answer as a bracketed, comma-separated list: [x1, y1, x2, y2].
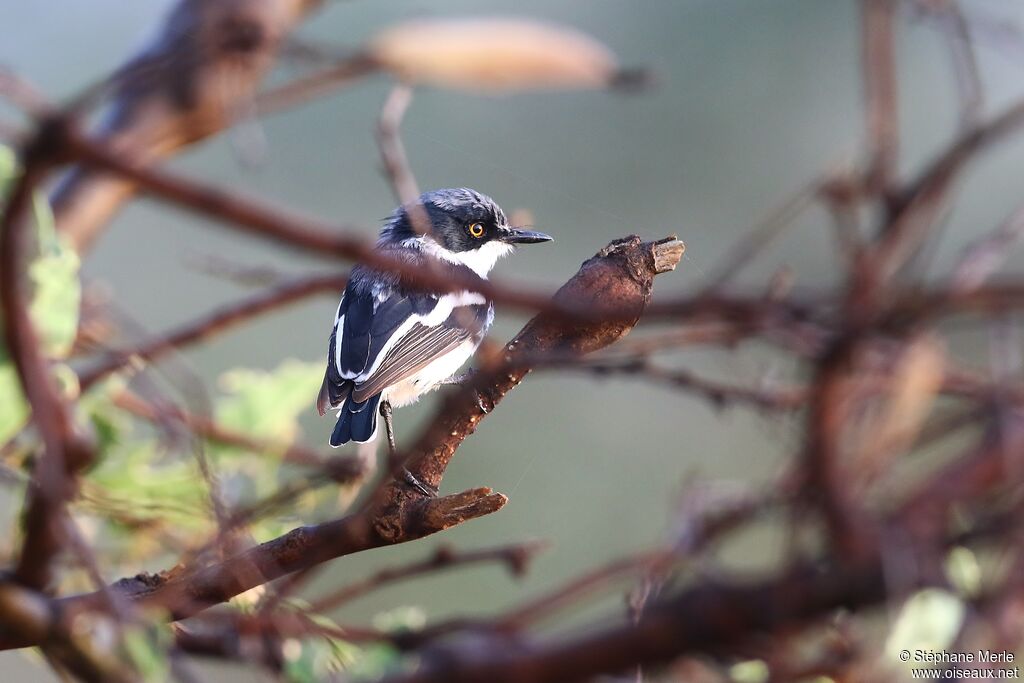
[401, 467, 438, 497]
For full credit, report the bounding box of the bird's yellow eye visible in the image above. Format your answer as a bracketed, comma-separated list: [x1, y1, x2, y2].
[468, 222, 485, 238]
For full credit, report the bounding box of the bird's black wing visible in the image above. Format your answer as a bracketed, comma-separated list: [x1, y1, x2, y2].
[350, 315, 478, 403]
[318, 283, 437, 415]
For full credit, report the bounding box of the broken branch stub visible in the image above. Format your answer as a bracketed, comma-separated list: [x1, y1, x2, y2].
[374, 235, 685, 541]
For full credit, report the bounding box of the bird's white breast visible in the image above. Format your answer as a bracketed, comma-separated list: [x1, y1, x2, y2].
[382, 338, 480, 407]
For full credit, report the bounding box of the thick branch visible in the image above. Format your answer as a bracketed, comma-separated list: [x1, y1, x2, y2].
[0, 233, 682, 649]
[380, 556, 894, 683]
[52, 0, 325, 252]
[371, 235, 685, 542]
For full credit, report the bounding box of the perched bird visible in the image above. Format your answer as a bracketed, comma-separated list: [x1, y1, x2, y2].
[317, 188, 551, 486]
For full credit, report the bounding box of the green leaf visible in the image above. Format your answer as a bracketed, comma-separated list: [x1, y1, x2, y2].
[730, 660, 769, 683]
[121, 625, 170, 683]
[216, 359, 323, 446]
[945, 546, 982, 598]
[28, 192, 80, 356]
[282, 637, 342, 683]
[373, 606, 426, 632]
[0, 365, 28, 450]
[85, 437, 211, 533]
[0, 145, 81, 446]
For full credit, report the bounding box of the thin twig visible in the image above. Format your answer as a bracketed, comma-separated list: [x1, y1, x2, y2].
[78, 272, 347, 389]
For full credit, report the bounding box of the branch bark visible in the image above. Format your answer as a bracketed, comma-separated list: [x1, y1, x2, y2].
[0, 234, 683, 649]
[52, 0, 325, 252]
[380, 556, 894, 683]
[371, 235, 685, 542]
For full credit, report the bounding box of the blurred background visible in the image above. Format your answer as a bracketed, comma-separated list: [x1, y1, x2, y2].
[5, 0, 1024, 679]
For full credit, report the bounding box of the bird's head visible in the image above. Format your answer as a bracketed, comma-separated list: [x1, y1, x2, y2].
[380, 188, 552, 276]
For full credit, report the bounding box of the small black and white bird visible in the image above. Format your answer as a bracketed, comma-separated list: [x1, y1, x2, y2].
[317, 188, 551, 460]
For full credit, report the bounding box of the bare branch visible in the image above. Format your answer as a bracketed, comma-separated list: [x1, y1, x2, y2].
[0, 121, 95, 591]
[51, 0, 327, 252]
[0, 233, 682, 648]
[863, 0, 900, 195]
[77, 272, 347, 389]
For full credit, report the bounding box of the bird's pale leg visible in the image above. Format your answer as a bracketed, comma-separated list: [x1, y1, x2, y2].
[438, 369, 491, 413]
[379, 399, 436, 497]
[380, 398, 398, 454]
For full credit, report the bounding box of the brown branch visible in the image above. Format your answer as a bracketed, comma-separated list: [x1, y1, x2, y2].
[63, 129, 610, 320]
[0, 121, 95, 592]
[254, 53, 377, 116]
[380, 475, 1021, 683]
[0, 233, 682, 650]
[875, 96, 1024, 281]
[310, 540, 548, 613]
[938, 0, 984, 128]
[380, 556, 897, 683]
[863, 0, 900, 195]
[54, 119, 822, 332]
[559, 357, 807, 412]
[377, 84, 421, 207]
[77, 271, 347, 389]
[370, 236, 685, 544]
[952, 204, 1024, 293]
[701, 178, 821, 292]
[403, 481, 774, 649]
[111, 389, 364, 479]
[0, 582, 133, 683]
[51, 0, 326, 252]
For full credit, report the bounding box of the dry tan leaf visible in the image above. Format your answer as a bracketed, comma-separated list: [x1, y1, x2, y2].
[878, 334, 946, 447]
[856, 334, 946, 478]
[367, 18, 623, 93]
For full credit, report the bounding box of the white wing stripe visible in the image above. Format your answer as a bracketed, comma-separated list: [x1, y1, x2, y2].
[346, 292, 486, 384]
[332, 293, 346, 376]
[333, 314, 345, 376]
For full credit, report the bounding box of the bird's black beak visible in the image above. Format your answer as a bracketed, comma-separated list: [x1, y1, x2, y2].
[500, 227, 553, 244]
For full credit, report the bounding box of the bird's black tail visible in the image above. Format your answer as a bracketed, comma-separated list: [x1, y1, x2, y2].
[330, 393, 382, 446]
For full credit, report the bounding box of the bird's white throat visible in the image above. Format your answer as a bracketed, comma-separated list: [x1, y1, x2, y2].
[407, 237, 514, 278]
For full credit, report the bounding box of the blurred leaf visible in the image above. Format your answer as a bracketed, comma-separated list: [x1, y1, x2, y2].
[369, 18, 623, 93]
[0, 145, 81, 446]
[121, 625, 170, 683]
[730, 660, 769, 683]
[216, 359, 323, 445]
[280, 616, 401, 683]
[373, 606, 426, 633]
[885, 588, 964, 664]
[0, 366, 26, 450]
[945, 546, 983, 598]
[342, 641, 402, 679]
[283, 636, 348, 683]
[0, 145, 14, 180]
[282, 638, 317, 683]
[875, 335, 945, 449]
[28, 192, 81, 355]
[855, 334, 945, 476]
[85, 438, 211, 533]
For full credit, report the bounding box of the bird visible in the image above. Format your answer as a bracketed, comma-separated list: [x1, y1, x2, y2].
[317, 188, 552, 491]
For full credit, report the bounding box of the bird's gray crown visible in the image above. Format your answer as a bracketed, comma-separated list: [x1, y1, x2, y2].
[379, 187, 508, 253]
